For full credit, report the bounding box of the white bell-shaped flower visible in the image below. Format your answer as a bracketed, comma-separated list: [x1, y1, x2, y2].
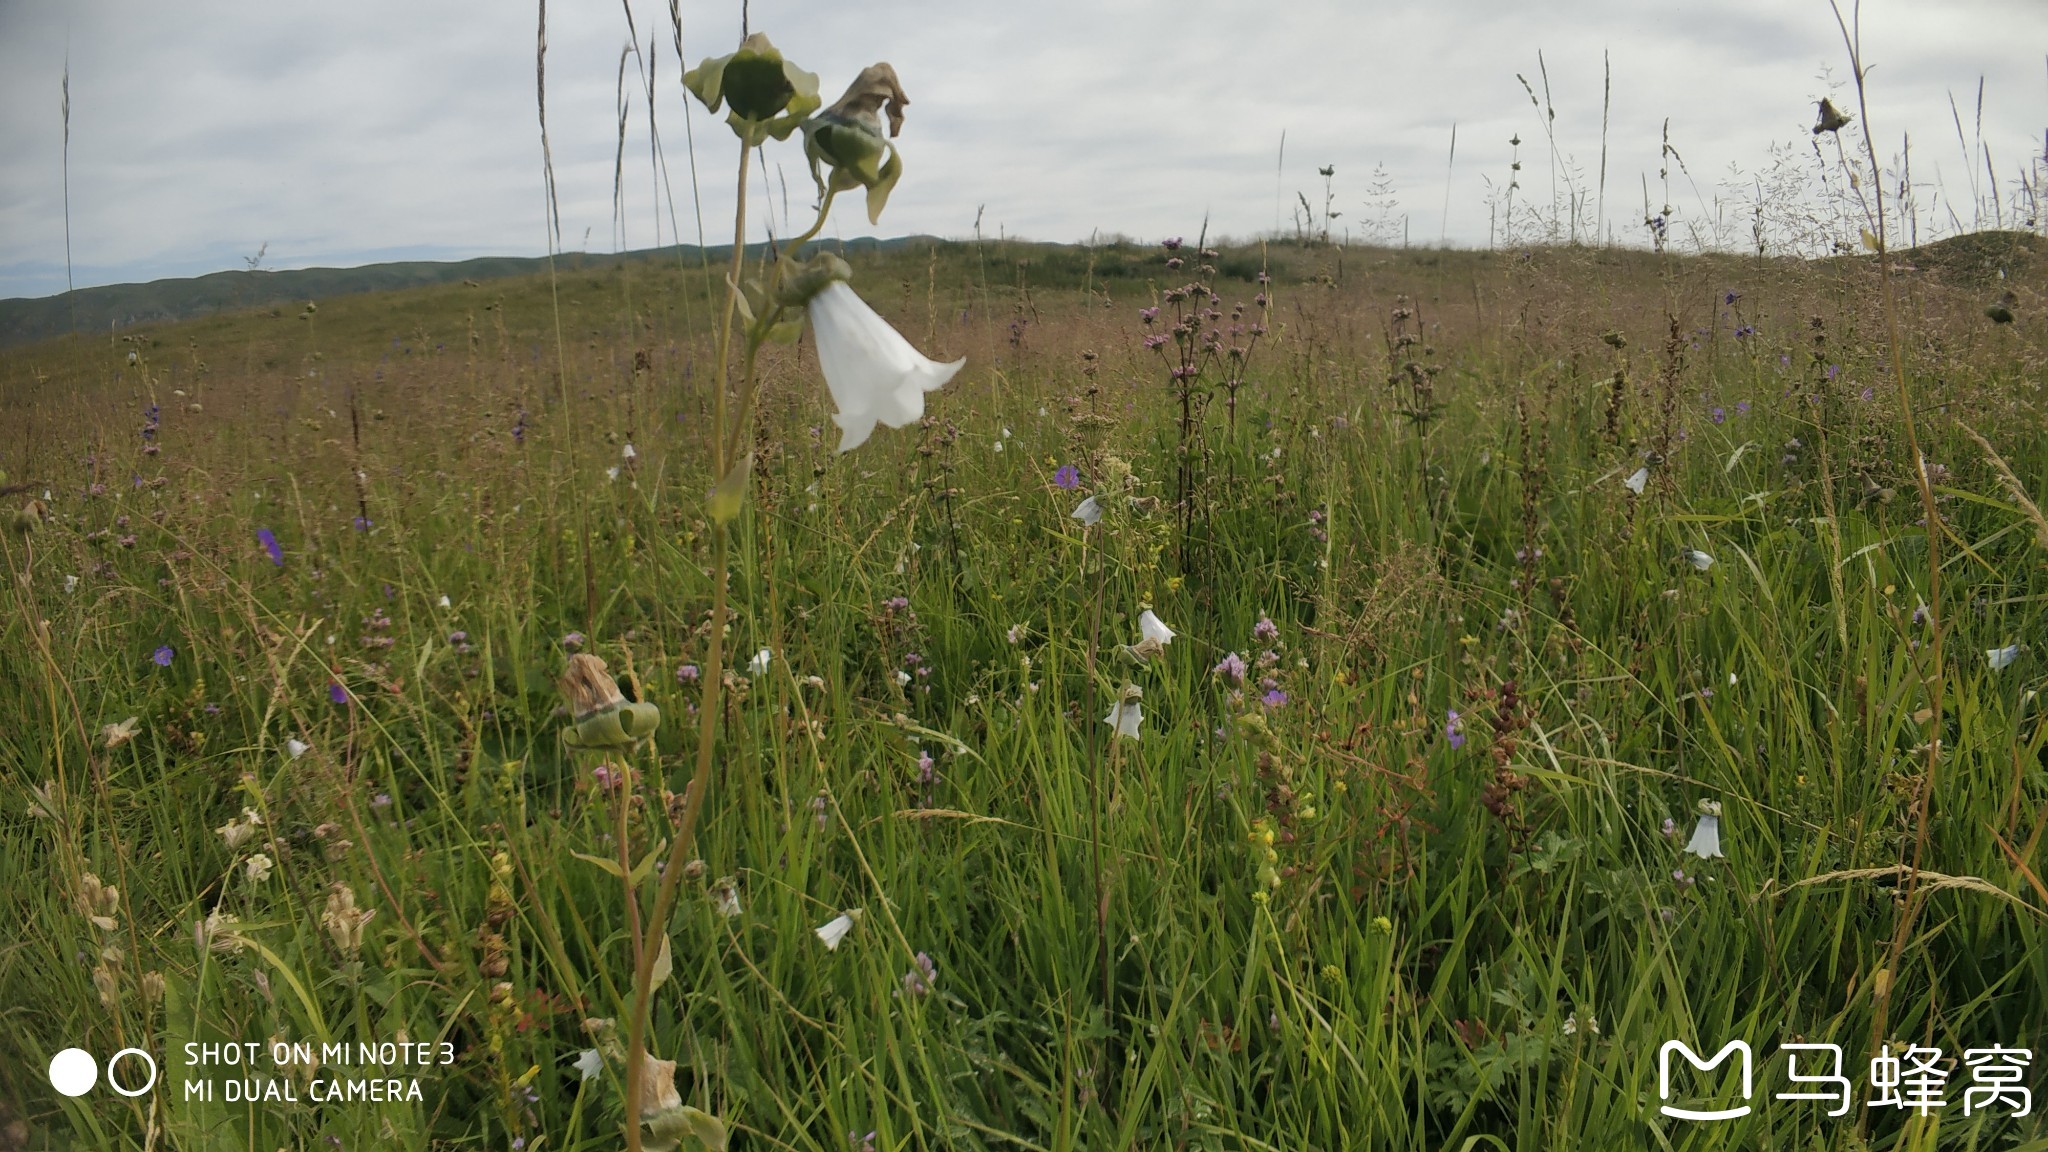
[1623, 467, 1649, 495]
[1987, 645, 2020, 670]
[808, 281, 963, 453]
[1684, 549, 1715, 571]
[1138, 610, 1175, 647]
[574, 1049, 604, 1081]
[749, 648, 773, 677]
[1071, 495, 1102, 526]
[1685, 801, 1724, 859]
[1104, 684, 1144, 740]
[815, 908, 863, 950]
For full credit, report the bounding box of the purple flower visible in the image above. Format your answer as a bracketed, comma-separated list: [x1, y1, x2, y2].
[1139, 307, 1159, 324]
[1723, 290, 1742, 305]
[917, 750, 936, 784]
[352, 516, 373, 532]
[329, 681, 348, 705]
[1262, 688, 1288, 708]
[901, 951, 937, 997]
[1736, 401, 1751, 415]
[676, 663, 700, 683]
[1053, 464, 1081, 490]
[152, 645, 175, 667]
[1859, 387, 1874, 402]
[1162, 236, 1183, 251]
[1446, 709, 1465, 750]
[371, 792, 392, 809]
[1214, 652, 1247, 682]
[592, 763, 621, 790]
[1711, 407, 1725, 424]
[561, 632, 585, 651]
[1252, 615, 1279, 643]
[256, 527, 284, 566]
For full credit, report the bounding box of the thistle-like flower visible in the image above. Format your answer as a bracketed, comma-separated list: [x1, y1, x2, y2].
[806, 281, 963, 452]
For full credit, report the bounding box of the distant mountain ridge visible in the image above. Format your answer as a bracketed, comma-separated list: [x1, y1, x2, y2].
[0, 236, 943, 348]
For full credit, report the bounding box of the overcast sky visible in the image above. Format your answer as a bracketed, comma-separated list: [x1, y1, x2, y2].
[1, 0, 2043, 299]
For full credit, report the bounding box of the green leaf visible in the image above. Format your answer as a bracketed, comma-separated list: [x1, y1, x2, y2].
[865, 148, 902, 225]
[649, 933, 673, 992]
[766, 316, 805, 345]
[571, 851, 626, 879]
[707, 453, 752, 524]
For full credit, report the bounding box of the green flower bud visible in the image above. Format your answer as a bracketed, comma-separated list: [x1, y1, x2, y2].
[683, 33, 820, 145]
[804, 63, 909, 224]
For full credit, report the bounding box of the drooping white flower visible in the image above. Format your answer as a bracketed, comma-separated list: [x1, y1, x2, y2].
[1987, 645, 2020, 670]
[622, 443, 637, 461]
[1684, 549, 1715, 571]
[574, 1048, 604, 1081]
[711, 877, 743, 918]
[286, 738, 310, 759]
[749, 648, 773, 677]
[1138, 610, 1175, 648]
[808, 281, 964, 453]
[64, 574, 79, 594]
[245, 853, 275, 883]
[1104, 685, 1144, 740]
[606, 466, 620, 482]
[1623, 467, 1649, 495]
[1070, 495, 1103, 526]
[815, 908, 863, 950]
[437, 594, 452, 608]
[1685, 801, 1724, 859]
[893, 669, 912, 687]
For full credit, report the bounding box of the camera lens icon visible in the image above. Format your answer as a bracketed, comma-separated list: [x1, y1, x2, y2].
[48, 1047, 157, 1097]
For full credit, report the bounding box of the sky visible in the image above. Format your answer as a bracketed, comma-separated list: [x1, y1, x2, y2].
[1, 0, 2044, 299]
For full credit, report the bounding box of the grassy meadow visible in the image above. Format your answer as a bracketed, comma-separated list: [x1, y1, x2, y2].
[2, 228, 2047, 1150]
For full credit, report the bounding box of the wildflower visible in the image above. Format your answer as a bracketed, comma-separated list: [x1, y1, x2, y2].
[592, 763, 622, 790]
[153, 645, 175, 667]
[558, 653, 661, 749]
[1139, 306, 1159, 324]
[1987, 645, 2020, 671]
[1661, 817, 1678, 839]
[1214, 652, 1247, 682]
[322, 882, 375, 954]
[901, 951, 937, 997]
[711, 877, 743, 918]
[245, 853, 275, 883]
[1052, 464, 1080, 490]
[64, 574, 78, 594]
[286, 738, 310, 759]
[561, 632, 585, 651]
[1684, 549, 1715, 571]
[800, 62, 906, 222]
[685, 32, 823, 144]
[815, 909, 863, 950]
[1070, 495, 1103, 526]
[1252, 615, 1280, 643]
[1138, 609, 1175, 648]
[437, 594, 452, 608]
[749, 648, 773, 677]
[1623, 467, 1649, 495]
[622, 443, 637, 461]
[371, 792, 391, 809]
[256, 527, 284, 566]
[806, 281, 964, 453]
[893, 669, 911, 687]
[916, 749, 936, 784]
[1006, 623, 1027, 645]
[102, 717, 141, 749]
[1685, 800, 1724, 859]
[676, 663, 700, 683]
[1262, 688, 1287, 708]
[1711, 406, 1726, 424]
[1445, 710, 1465, 750]
[328, 682, 348, 705]
[574, 1049, 603, 1081]
[606, 466, 620, 481]
[217, 807, 264, 850]
[1104, 684, 1144, 740]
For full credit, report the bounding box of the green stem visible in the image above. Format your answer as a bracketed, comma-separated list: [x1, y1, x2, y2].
[622, 132, 751, 1152]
